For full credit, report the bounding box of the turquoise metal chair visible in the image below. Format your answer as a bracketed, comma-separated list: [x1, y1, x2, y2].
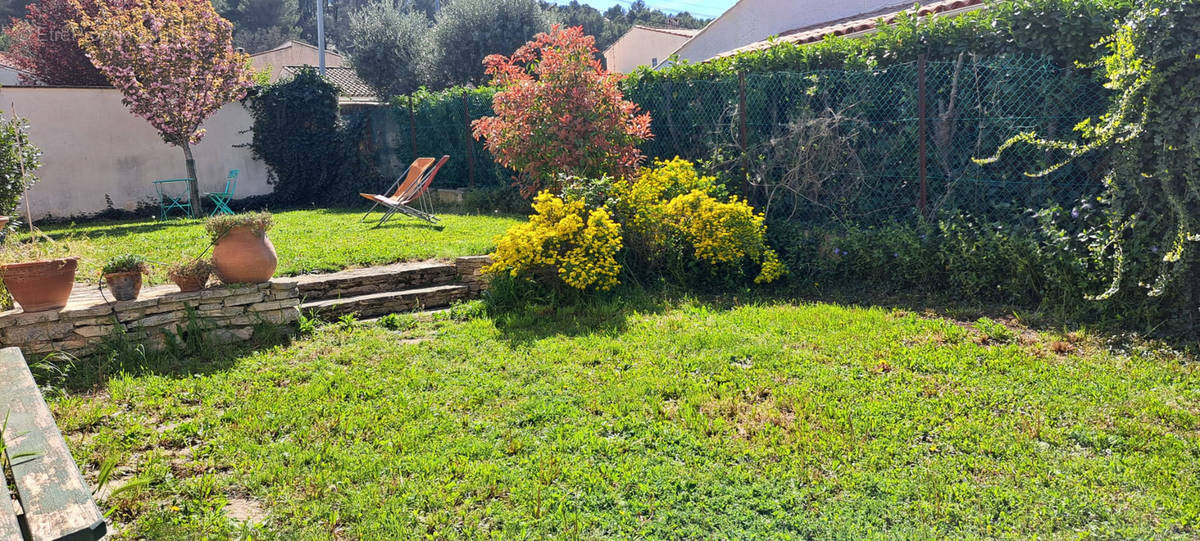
[205, 169, 238, 216]
[153, 178, 193, 219]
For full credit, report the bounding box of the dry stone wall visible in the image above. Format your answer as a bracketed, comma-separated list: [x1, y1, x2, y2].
[0, 279, 300, 358]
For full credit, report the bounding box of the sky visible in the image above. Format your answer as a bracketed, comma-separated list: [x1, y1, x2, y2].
[546, 0, 738, 20]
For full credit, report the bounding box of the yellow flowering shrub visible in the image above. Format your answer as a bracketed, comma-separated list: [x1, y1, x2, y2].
[662, 190, 785, 283]
[614, 158, 786, 284]
[486, 191, 623, 291]
[487, 158, 785, 294]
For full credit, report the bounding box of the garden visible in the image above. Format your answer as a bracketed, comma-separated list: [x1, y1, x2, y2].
[1, 0, 1199, 538]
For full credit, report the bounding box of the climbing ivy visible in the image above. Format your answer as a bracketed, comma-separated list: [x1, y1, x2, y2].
[247, 68, 345, 205]
[981, 0, 1200, 335]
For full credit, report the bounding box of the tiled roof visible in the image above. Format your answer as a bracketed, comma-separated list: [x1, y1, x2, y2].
[632, 25, 702, 39]
[253, 40, 344, 60]
[713, 0, 985, 60]
[280, 65, 377, 101]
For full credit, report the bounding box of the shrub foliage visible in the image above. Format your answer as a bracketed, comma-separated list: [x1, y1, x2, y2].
[487, 192, 623, 292]
[979, 0, 1200, 334]
[487, 159, 784, 293]
[472, 26, 652, 197]
[247, 68, 343, 204]
[0, 114, 41, 218]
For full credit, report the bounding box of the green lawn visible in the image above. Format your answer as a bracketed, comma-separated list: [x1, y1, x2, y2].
[48, 298, 1199, 538]
[32, 209, 522, 283]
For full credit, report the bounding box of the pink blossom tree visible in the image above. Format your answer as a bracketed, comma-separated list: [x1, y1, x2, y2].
[70, 0, 254, 215]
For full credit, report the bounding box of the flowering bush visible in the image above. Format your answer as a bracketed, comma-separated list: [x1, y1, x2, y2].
[663, 191, 785, 284]
[471, 26, 652, 197]
[486, 192, 623, 291]
[71, 0, 254, 215]
[612, 158, 784, 284]
[488, 158, 784, 294]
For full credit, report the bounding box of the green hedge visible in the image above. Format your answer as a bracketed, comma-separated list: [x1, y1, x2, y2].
[248, 68, 390, 206]
[385, 86, 511, 190]
[624, 0, 1132, 86]
[768, 209, 1109, 319]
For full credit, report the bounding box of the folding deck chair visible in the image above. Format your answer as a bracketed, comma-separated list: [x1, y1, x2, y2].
[205, 169, 238, 216]
[360, 155, 449, 227]
[360, 157, 435, 223]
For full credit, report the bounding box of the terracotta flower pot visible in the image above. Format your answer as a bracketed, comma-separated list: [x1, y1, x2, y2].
[212, 227, 277, 284]
[104, 271, 143, 301]
[0, 216, 9, 228]
[0, 257, 78, 312]
[171, 273, 210, 293]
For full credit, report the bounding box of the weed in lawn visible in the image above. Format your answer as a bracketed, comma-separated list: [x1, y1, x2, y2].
[973, 316, 1016, 344]
[378, 312, 417, 331]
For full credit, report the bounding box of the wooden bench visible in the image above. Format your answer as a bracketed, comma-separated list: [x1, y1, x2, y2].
[1, 347, 106, 541]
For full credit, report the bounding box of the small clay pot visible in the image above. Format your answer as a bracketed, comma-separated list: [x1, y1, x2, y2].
[171, 273, 209, 293]
[104, 271, 143, 301]
[212, 227, 277, 284]
[0, 216, 9, 228]
[0, 257, 78, 312]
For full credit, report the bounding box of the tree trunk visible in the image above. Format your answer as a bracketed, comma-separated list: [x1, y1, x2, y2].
[182, 142, 204, 217]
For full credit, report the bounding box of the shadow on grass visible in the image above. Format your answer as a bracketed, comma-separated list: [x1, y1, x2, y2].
[30, 316, 295, 394]
[370, 219, 445, 232]
[486, 285, 672, 345]
[38, 218, 202, 240]
[484, 276, 1197, 353]
[482, 279, 786, 345]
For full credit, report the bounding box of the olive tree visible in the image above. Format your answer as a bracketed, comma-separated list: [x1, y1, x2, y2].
[346, 2, 431, 99]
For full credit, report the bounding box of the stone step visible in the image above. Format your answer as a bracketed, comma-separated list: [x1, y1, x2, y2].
[294, 261, 458, 302]
[299, 284, 470, 320]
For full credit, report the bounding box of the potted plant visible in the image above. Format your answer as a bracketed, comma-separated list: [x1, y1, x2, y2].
[0, 112, 71, 312]
[167, 258, 213, 292]
[0, 236, 78, 312]
[207, 212, 276, 284]
[102, 254, 149, 301]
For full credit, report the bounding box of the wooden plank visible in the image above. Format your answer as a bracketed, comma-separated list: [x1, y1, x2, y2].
[0, 463, 21, 540]
[0, 347, 106, 541]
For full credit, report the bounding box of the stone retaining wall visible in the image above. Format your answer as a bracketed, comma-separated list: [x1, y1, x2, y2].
[454, 256, 492, 295]
[0, 279, 300, 358]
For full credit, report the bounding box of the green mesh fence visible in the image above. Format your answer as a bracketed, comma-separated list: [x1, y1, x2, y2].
[626, 55, 1109, 223]
[378, 55, 1107, 222]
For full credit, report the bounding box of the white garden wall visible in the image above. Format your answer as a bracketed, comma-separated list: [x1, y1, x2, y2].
[0, 86, 272, 220]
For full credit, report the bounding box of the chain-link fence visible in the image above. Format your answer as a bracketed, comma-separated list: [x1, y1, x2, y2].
[627, 55, 1109, 224]
[371, 55, 1108, 223]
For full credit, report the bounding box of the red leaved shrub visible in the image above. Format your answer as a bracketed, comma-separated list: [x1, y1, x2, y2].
[472, 25, 653, 197]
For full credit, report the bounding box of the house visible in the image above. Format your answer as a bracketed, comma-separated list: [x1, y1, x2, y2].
[0, 52, 37, 86]
[250, 40, 346, 83]
[602, 25, 700, 73]
[665, 0, 984, 65]
[278, 65, 379, 106]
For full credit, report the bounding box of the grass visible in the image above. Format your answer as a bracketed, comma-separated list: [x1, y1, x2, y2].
[27, 208, 522, 284]
[44, 295, 1199, 538]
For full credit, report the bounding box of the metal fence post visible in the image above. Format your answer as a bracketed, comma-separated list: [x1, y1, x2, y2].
[407, 95, 418, 161]
[917, 54, 929, 217]
[738, 70, 750, 199]
[461, 92, 477, 189]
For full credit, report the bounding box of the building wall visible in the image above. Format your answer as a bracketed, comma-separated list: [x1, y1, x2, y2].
[603, 28, 693, 74]
[0, 66, 24, 86]
[671, 0, 907, 63]
[251, 44, 344, 82]
[0, 87, 272, 220]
